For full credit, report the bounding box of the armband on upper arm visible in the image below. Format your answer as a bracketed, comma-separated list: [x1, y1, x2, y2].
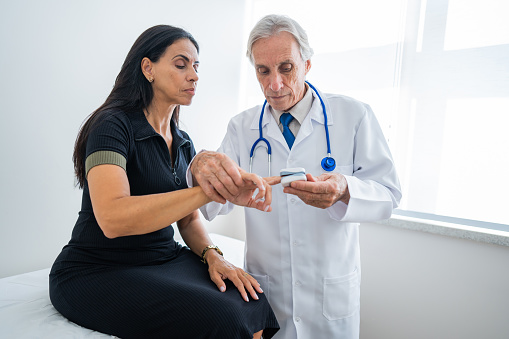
[85, 150, 127, 177]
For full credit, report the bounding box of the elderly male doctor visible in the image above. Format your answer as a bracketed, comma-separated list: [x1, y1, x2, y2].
[189, 15, 401, 339]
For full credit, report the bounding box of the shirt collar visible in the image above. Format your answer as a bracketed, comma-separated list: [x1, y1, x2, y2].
[129, 109, 187, 145]
[270, 83, 313, 124]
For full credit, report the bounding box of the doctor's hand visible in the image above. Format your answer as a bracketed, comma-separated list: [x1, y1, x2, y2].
[190, 151, 276, 212]
[205, 250, 264, 302]
[190, 151, 244, 203]
[283, 173, 350, 208]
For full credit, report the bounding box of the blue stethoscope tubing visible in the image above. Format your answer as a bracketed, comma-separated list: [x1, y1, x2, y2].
[249, 81, 336, 176]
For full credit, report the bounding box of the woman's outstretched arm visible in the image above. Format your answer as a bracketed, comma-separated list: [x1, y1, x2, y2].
[87, 164, 271, 238]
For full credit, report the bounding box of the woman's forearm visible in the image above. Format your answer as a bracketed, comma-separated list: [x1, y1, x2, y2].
[178, 213, 228, 269]
[97, 186, 212, 238]
[178, 214, 213, 257]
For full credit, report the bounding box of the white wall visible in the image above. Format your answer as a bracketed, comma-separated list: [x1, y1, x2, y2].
[0, 0, 247, 278]
[359, 222, 509, 339]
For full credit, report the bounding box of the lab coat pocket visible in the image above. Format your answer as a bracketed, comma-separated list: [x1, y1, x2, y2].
[322, 268, 360, 320]
[249, 273, 270, 300]
[335, 164, 354, 176]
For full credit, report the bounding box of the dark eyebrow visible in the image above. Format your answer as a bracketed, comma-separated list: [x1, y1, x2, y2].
[172, 54, 199, 64]
[172, 54, 189, 61]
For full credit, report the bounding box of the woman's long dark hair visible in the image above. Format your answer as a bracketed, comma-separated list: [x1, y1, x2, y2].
[73, 25, 199, 188]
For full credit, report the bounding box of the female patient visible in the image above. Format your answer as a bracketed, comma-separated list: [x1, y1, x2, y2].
[49, 25, 279, 339]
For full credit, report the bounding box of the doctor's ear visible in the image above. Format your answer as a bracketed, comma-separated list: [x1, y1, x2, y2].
[304, 59, 311, 75]
[141, 57, 155, 83]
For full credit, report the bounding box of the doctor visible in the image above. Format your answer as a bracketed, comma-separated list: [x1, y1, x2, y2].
[189, 15, 401, 339]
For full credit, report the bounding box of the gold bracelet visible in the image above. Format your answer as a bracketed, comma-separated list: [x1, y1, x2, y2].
[201, 245, 223, 264]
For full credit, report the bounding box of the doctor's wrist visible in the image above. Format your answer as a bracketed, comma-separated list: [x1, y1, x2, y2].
[333, 174, 350, 205]
[338, 177, 350, 205]
[338, 189, 350, 205]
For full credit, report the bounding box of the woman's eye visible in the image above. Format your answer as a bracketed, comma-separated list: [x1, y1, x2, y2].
[176, 65, 185, 69]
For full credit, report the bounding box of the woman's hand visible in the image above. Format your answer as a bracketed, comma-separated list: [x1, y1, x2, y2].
[227, 170, 277, 212]
[205, 250, 263, 302]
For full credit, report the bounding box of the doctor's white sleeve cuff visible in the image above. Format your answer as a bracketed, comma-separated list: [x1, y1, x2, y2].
[327, 175, 395, 222]
[199, 201, 235, 221]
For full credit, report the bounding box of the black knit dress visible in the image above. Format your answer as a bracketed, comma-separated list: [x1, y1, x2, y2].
[49, 109, 279, 339]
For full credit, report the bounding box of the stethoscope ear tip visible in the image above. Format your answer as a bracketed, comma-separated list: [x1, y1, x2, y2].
[321, 157, 336, 172]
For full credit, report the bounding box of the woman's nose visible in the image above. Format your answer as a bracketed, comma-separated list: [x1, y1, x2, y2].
[189, 68, 199, 83]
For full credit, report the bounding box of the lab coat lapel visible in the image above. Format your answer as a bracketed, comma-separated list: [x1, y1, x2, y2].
[293, 89, 333, 148]
[250, 102, 292, 152]
[267, 117, 290, 151]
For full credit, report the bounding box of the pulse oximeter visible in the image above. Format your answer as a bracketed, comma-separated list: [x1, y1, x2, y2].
[280, 167, 307, 187]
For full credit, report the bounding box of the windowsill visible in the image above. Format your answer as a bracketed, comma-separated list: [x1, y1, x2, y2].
[376, 215, 509, 247]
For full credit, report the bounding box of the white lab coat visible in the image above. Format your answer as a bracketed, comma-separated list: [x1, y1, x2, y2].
[199, 88, 401, 339]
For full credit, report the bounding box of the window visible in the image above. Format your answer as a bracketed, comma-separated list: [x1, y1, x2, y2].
[240, 0, 509, 227]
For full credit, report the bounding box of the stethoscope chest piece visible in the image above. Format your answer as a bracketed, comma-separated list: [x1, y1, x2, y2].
[321, 156, 336, 172]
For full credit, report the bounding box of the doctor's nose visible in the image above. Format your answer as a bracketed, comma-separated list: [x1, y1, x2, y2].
[268, 74, 283, 92]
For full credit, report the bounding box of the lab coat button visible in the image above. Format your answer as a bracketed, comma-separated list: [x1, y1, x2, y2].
[295, 280, 301, 286]
[293, 241, 298, 246]
[290, 198, 296, 204]
[295, 317, 301, 322]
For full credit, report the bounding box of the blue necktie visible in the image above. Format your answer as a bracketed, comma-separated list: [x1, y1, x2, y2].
[280, 113, 295, 149]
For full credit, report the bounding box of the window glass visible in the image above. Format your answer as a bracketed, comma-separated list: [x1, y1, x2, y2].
[243, 0, 509, 226]
[444, 0, 509, 50]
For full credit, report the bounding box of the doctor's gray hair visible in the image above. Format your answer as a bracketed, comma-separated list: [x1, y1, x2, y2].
[246, 14, 314, 64]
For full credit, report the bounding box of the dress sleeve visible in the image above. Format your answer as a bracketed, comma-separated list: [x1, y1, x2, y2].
[84, 113, 130, 178]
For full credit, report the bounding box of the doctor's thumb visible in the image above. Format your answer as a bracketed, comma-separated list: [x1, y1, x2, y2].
[306, 173, 317, 182]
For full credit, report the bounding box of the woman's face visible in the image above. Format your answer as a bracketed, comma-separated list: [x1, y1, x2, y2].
[148, 38, 199, 106]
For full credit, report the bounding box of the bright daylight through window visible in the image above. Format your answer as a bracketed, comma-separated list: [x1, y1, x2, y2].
[240, 0, 509, 228]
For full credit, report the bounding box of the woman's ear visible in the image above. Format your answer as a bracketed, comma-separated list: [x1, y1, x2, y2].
[141, 57, 154, 83]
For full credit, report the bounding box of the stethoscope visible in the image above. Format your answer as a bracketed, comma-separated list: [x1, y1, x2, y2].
[249, 81, 336, 176]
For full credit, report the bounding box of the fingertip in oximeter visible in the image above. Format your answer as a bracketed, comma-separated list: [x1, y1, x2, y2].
[280, 167, 307, 187]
